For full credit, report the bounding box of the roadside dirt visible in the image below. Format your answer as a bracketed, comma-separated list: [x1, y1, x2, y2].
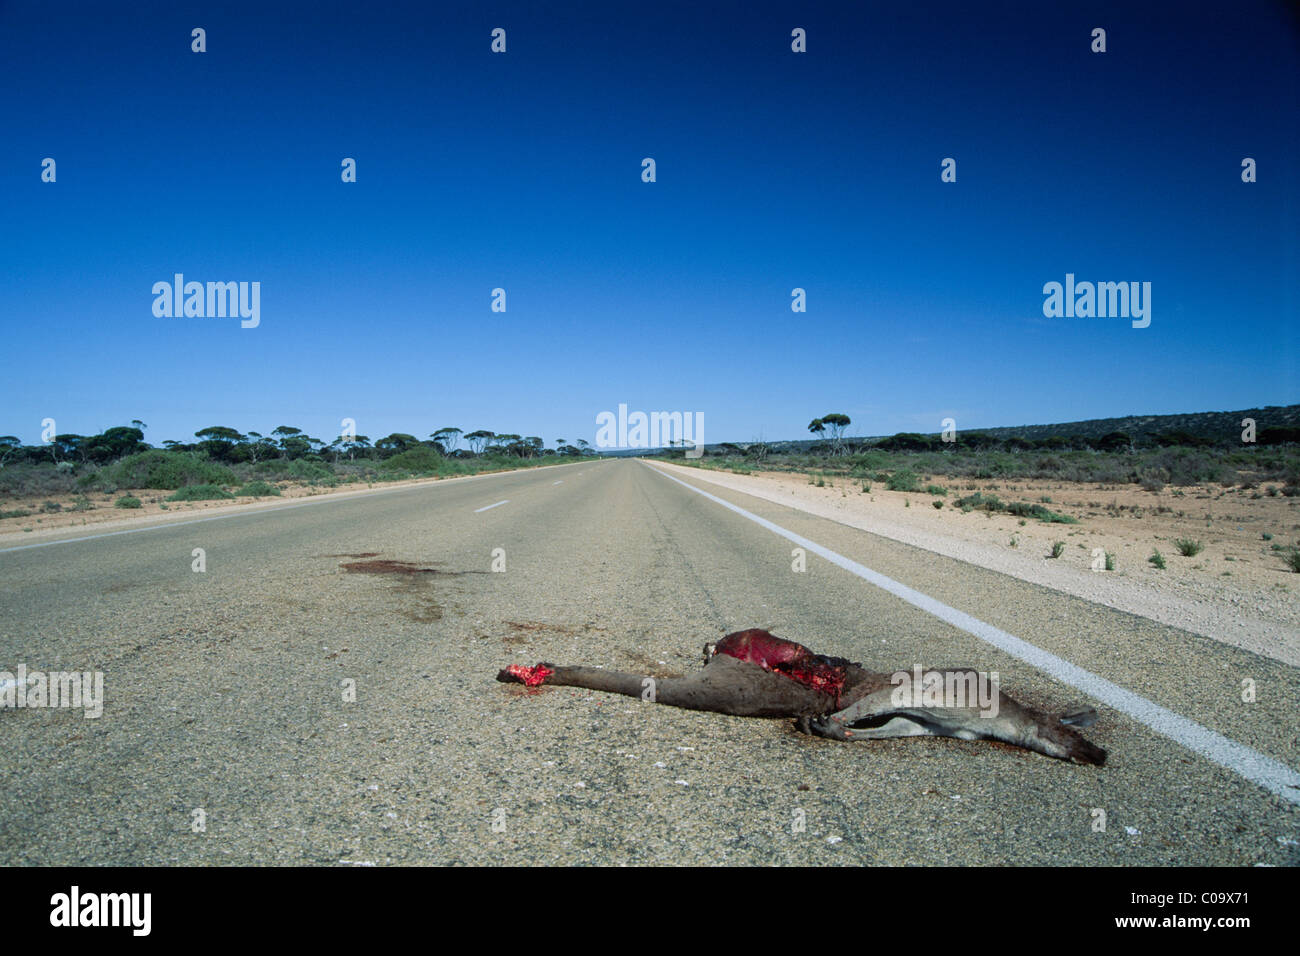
[0, 469, 531, 546]
[654, 460, 1300, 667]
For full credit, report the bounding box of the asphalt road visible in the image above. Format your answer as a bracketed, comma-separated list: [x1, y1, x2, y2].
[2, 458, 1297, 865]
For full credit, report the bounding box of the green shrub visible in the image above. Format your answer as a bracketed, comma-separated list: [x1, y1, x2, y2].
[237, 480, 282, 497]
[932, 500, 943, 509]
[251, 460, 293, 479]
[1284, 550, 1300, 573]
[1149, 448, 1228, 486]
[956, 492, 1003, 512]
[886, 470, 919, 492]
[1174, 538, 1204, 557]
[110, 451, 235, 490]
[1148, 550, 1166, 569]
[1006, 501, 1070, 522]
[925, 484, 948, 496]
[377, 446, 443, 474]
[1138, 467, 1169, 493]
[1049, 541, 1065, 559]
[166, 484, 234, 502]
[71, 495, 92, 512]
[289, 459, 336, 483]
[1105, 551, 1117, 571]
[115, 495, 142, 509]
[76, 471, 118, 494]
[41, 500, 61, 513]
[957, 493, 1077, 524]
[0, 509, 31, 519]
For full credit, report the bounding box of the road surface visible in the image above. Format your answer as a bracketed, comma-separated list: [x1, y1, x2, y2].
[2, 459, 1297, 864]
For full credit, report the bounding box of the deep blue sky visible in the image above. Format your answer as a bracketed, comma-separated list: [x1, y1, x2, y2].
[3, 0, 1297, 448]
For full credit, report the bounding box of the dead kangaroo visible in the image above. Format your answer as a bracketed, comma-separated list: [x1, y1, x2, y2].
[497, 628, 1106, 765]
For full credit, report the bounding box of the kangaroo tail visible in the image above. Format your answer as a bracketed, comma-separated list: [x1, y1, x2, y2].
[497, 655, 835, 718]
[498, 663, 646, 698]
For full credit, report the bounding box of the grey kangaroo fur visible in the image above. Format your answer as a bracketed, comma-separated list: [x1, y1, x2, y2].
[496, 628, 1106, 765]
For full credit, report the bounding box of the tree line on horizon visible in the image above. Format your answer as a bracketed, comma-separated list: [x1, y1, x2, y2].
[0, 422, 595, 469]
[691, 407, 1300, 460]
[701, 426, 1300, 461]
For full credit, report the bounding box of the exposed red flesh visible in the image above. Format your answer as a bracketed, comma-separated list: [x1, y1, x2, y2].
[715, 629, 815, 669]
[773, 659, 847, 702]
[504, 663, 554, 687]
[715, 629, 847, 706]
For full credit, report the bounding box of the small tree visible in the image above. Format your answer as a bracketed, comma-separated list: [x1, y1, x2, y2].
[245, 432, 268, 463]
[271, 426, 304, 458]
[1097, 431, 1133, 453]
[807, 418, 826, 453]
[195, 426, 245, 461]
[51, 434, 86, 463]
[819, 413, 851, 455]
[431, 428, 462, 454]
[375, 433, 419, 458]
[0, 436, 21, 468]
[493, 434, 524, 456]
[461, 430, 490, 455]
[84, 426, 148, 462]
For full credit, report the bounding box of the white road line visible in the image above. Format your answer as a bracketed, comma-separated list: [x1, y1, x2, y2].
[474, 500, 510, 513]
[553, 481, 563, 485]
[646, 462, 1300, 805]
[0, 462, 590, 555]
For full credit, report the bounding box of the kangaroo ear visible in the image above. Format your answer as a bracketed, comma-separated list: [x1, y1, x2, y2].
[1059, 706, 1098, 728]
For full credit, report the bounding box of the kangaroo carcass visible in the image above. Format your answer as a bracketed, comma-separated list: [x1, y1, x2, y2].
[496, 628, 1106, 765]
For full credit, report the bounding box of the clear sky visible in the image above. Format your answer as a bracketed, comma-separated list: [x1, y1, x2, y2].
[3, 0, 1297, 448]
